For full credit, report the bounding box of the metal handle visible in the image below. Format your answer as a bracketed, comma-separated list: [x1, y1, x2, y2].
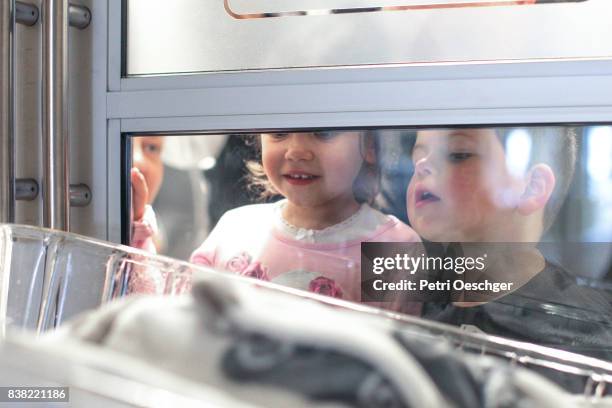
[1, 0, 16, 223]
[42, 0, 69, 230]
[3, 1, 91, 226]
[16, 1, 91, 29]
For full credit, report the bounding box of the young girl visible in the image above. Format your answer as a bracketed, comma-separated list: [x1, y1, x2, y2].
[190, 131, 420, 304]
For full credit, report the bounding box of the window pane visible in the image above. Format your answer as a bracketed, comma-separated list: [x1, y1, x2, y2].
[126, 0, 610, 75]
[127, 126, 612, 360]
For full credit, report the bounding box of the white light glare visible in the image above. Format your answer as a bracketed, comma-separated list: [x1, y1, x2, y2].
[587, 126, 612, 182]
[505, 129, 532, 178]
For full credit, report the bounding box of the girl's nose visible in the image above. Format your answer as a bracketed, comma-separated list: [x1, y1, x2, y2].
[414, 156, 434, 177]
[285, 135, 314, 161]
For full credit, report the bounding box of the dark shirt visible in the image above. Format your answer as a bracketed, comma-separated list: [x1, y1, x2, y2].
[422, 261, 612, 362]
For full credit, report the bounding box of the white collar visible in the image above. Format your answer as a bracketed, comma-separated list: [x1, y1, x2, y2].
[273, 200, 388, 244]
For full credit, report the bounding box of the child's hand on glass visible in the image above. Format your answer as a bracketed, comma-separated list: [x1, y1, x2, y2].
[131, 167, 149, 221]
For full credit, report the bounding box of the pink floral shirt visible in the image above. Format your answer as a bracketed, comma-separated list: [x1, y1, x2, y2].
[190, 203, 420, 306]
[128, 205, 161, 294]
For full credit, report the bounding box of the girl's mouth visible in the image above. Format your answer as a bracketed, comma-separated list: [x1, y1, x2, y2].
[283, 172, 320, 185]
[415, 188, 440, 208]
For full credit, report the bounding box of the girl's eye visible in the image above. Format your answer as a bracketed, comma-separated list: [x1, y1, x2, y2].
[448, 152, 474, 162]
[270, 133, 289, 140]
[313, 131, 337, 140]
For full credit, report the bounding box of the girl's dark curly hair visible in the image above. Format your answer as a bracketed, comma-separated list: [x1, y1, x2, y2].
[244, 131, 381, 204]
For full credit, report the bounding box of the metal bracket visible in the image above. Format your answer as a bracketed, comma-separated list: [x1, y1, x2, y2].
[15, 1, 38, 26]
[15, 178, 38, 201]
[69, 183, 92, 207]
[16, 2, 91, 29]
[15, 179, 91, 207]
[67, 3, 91, 29]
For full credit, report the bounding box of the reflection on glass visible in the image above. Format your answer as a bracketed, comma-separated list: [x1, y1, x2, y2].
[587, 127, 612, 192]
[585, 126, 612, 243]
[226, 0, 569, 19]
[128, 126, 612, 359]
[504, 128, 532, 177]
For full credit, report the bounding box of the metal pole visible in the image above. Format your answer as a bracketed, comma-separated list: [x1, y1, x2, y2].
[42, 0, 69, 230]
[0, 0, 16, 223]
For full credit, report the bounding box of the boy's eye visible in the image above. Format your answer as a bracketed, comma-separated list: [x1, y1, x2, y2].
[270, 133, 289, 140]
[448, 152, 474, 162]
[313, 131, 338, 140]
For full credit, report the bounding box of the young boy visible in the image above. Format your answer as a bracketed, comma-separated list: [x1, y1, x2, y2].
[406, 127, 572, 243]
[405, 127, 612, 360]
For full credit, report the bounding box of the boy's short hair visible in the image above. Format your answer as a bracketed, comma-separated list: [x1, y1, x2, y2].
[402, 126, 578, 232]
[496, 127, 577, 232]
[245, 131, 382, 204]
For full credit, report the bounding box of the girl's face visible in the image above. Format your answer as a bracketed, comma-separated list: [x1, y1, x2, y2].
[406, 129, 523, 242]
[133, 136, 165, 203]
[261, 132, 372, 210]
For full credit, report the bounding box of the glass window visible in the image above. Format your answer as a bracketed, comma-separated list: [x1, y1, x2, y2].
[126, 126, 612, 359]
[125, 0, 609, 75]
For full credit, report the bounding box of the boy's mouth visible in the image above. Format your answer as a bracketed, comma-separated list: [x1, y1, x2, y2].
[414, 187, 440, 208]
[283, 172, 320, 185]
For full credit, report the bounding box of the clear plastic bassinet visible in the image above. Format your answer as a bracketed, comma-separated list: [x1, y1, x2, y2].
[0, 224, 199, 334]
[2, 225, 612, 399]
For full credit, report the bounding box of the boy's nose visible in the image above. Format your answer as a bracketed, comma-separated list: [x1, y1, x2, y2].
[285, 136, 314, 161]
[414, 157, 434, 177]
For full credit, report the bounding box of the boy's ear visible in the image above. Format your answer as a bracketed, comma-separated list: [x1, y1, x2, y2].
[517, 164, 556, 216]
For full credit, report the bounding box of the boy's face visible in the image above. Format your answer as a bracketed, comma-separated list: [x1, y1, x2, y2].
[407, 129, 523, 242]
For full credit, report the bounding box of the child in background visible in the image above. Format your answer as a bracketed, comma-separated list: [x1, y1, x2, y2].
[191, 131, 420, 305]
[128, 136, 166, 294]
[131, 136, 165, 253]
